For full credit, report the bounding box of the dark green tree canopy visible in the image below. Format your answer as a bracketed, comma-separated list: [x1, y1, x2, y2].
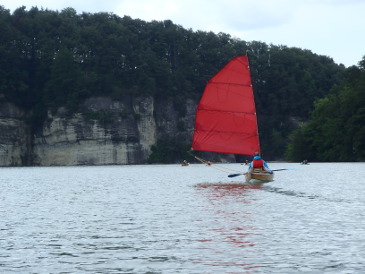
[286, 55, 365, 162]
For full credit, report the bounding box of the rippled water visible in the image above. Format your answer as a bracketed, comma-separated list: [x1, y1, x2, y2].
[1, 162, 365, 273]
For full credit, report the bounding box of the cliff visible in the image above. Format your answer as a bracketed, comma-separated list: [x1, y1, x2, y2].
[0, 97, 197, 166]
[0, 103, 30, 166]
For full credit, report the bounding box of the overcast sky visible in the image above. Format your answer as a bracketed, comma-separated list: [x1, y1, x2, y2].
[2, 0, 364, 67]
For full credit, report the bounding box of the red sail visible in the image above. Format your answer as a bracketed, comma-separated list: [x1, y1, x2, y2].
[192, 56, 260, 155]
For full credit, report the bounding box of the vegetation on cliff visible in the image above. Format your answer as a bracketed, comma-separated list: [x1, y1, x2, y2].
[1, 6, 364, 162]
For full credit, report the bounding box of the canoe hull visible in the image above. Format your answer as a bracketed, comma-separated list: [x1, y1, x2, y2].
[245, 170, 274, 183]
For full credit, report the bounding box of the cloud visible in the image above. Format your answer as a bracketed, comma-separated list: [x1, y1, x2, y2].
[113, 0, 299, 39]
[1, 0, 121, 13]
[217, 0, 297, 31]
[115, 0, 181, 21]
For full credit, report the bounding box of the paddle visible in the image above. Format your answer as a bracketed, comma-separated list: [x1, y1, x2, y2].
[228, 168, 293, 178]
[228, 173, 247, 178]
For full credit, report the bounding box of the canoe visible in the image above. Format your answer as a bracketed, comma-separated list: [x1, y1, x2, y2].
[245, 168, 274, 183]
[190, 56, 274, 182]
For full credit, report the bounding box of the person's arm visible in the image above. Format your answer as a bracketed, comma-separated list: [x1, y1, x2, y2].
[263, 160, 273, 173]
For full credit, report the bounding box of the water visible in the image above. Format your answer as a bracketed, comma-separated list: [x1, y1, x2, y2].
[1, 163, 365, 273]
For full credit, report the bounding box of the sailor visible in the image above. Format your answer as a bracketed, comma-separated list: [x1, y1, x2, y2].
[248, 152, 273, 173]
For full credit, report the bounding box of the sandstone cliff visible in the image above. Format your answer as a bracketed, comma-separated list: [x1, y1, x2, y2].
[0, 97, 196, 166]
[0, 103, 29, 166]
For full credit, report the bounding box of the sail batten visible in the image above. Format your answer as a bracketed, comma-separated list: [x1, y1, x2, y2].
[208, 82, 252, 87]
[196, 109, 256, 115]
[192, 55, 260, 155]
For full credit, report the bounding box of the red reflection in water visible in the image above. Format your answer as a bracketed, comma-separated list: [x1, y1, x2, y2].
[193, 182, 262, 271]
[195, 182, 263, 191]
[194, 182, 262, 202]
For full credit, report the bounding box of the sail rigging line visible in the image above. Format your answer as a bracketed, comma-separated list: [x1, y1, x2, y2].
[211, 164, 245, 174]
[191, 154, 212, 166]
[188, 150, 246, 175]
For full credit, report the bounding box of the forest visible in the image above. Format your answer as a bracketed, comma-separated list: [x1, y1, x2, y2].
[286, 61, 365, 161]
[0, 6, 364, 162]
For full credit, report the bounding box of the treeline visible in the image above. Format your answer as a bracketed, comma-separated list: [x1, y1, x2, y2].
[286, 58, 365, 162]
[0, 6, 358, 161]
[0, 6, 246, 115]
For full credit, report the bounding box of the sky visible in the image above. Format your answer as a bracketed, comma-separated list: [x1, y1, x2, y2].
[1, 0, 364, 67]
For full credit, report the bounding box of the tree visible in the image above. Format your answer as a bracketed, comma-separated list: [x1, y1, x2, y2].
[286, 59, 365, 162]
[44, 48, 82, 112]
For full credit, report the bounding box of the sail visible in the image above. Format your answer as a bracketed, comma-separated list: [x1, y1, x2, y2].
[192, 56, 260, 155]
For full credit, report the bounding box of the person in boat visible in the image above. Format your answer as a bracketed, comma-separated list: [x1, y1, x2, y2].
[182, 160, 189, 166]
[248, 152, 273, 174]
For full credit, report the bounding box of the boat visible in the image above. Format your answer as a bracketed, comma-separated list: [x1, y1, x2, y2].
[191, 55, 273, 183]
[181, 160, 190, 166]
[245, 168, 273, 183]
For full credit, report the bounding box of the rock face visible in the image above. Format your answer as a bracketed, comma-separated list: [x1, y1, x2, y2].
[0, 97, 197, 166]
[0, 103, 29, 166]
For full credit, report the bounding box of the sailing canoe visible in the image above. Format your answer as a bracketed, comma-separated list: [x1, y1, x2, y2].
[192, 55, 274, 183]
[245, 169, 274, 183]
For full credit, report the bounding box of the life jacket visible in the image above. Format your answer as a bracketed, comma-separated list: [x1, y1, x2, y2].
[252, 159, 264, 168]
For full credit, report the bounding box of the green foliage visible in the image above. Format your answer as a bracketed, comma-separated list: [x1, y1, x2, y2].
[177, 120, 185, 132]
[44, 47, 82, 113]
[119, 111, 128, 119]
[286, 59, 365, 162]
[285, 126, 315, 162]
[84, 111, 113, 124]
[148, 138, 192, 164]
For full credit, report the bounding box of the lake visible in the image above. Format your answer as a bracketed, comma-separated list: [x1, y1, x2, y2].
[1, 162, 365, 273]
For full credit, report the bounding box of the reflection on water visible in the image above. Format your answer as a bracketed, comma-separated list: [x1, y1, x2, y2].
[195, 182, 263, 192]
[195, 183, 264, 206]
[193, 183, 263, 272]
